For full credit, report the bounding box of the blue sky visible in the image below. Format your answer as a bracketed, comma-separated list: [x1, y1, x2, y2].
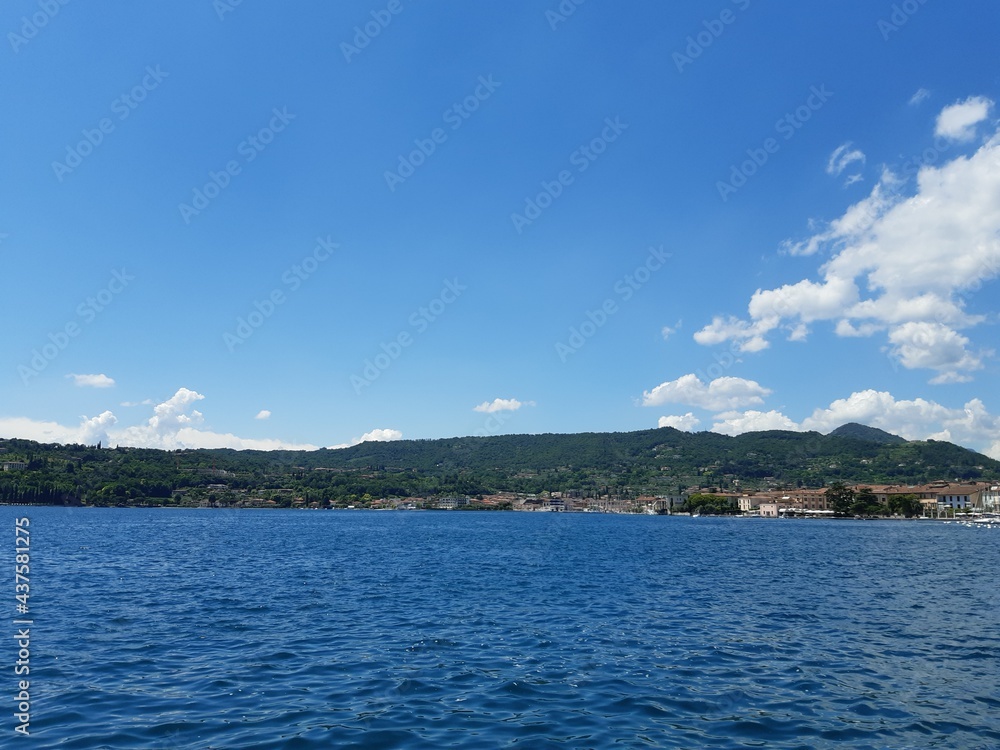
[3, 0, 1000, 457]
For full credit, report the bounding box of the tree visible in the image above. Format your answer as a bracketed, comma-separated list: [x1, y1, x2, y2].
[684, 493, 738, 515]
[826, 482, 855, 516]
[851, 487, 881, 516]
[887, 493, 922, 517]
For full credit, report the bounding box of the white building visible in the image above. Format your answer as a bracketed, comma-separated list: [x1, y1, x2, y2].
[978, 486, 1000, 512]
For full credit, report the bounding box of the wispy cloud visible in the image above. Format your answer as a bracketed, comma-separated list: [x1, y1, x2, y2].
[473, 398, 535, 413]
[67, 373, 116, 388]
[661, 320, 682, 340]
[826, 142, 865, 177]
[255, 410, 272, 420]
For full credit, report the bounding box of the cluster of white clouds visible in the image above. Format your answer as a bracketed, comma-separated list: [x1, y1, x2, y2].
[646, 374, 1000, 459]
[695, 96, 999, 385]
[0, 384, 403, 452]
[642, 374, 770, 412]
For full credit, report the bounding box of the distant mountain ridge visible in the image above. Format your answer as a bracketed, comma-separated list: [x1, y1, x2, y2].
[298, 423, 996, 486]
[0, 423, 996, 507]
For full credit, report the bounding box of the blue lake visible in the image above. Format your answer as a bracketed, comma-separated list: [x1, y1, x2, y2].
[5, 507, 1000, 748]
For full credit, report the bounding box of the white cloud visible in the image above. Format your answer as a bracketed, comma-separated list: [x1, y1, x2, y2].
[642, 374, 771, 411]
[909, 88, 930, 106]
[473, 398, 535, 413]
[328, 428, 403, 450]
[887, 322, 986, 383]
[0, 388, 319, 451]
[658, 413, 700, 431]
[255, 410, 272, 420]
[693, 316, 772, 352]
[696, 112, 1000, 382]
[661, 320, 682, 340]
[780, 173, 899, 257]
[0, 412, 119, 446]
[787, 323, 810, 342]
[749, 276, 859, 327]
[359, 428, 403, 443]
[711, 410, 801, 436]
[826, 142, 865, 177]
[120, 399, 154, 407]
[67, 373, 115, 388]
[935, 96, 993, 142]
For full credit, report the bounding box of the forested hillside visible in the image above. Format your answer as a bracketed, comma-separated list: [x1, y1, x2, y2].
[0, 423, 996, 507]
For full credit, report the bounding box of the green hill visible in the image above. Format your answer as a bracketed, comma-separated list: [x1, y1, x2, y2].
[828, 422, 906, 445]
[0, 424, 996, 507]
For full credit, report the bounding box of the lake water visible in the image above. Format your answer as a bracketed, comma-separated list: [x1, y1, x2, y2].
[4, 507, 999, 749]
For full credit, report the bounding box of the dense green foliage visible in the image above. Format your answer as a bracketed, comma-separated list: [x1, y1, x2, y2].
[827, 423, 906, 445]
[681, 493, 739, 515]
[0, 424, 996, 507]
[824, 482, 925, 517]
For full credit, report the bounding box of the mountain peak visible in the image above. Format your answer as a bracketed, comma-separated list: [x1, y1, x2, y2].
[828, 422, 905, 445]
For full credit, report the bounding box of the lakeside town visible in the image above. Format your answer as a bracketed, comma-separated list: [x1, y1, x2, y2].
[31, 470, 990, 520]
[351, 480, 1000, 518]
[3, 433, 999, 520]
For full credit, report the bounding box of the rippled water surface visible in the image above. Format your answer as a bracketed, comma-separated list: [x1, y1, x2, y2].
[6, 507, 1000, 748]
